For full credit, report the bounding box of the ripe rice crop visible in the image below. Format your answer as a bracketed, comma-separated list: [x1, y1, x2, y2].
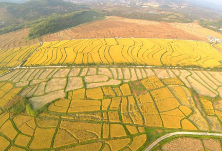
[20, 38, 222, 68]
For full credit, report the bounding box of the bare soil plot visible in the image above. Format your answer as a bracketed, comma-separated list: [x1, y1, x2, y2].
[153, 69, 170, 79]
[87, 68, 97, 75]
[194, 71, 218, 90]
[30, 79, 48, 85]
[65, 77, 83, 92]
[41, 16, 203, 43]
[34, 82, 46, 96]
[135, 69, 142, 79]
[84, 75, 108, 83]
[117, 68, 123, 79]
[170, 22, 222, 41]
[0, 28, 40, 49]
[166, 69, 176, 78]
[161, 138, 204, 151]
[122, 68, 131, 80]
[15, 81, 29, 87]
[20, 69, 36, 81]
[39, 69, 54, 79]
[140, 69, 147, 78]
[130, 68, 138, 81]
[110, 68, 118, 79]
[29, 90, 65, 109]
[203, 139, 222, 151]
[68, 68, 80, 77]
[218, 87, 222, 98]
[144, 69, 155, 77]
[98, 68, 112, 78]
[80, 68, 88, 76]
[53, 69, 70, 78]
[187, 76, 217, 97]
[190, 71, 218, 95]
[86, 79, 121, 88]
[45, 78, 66, 93]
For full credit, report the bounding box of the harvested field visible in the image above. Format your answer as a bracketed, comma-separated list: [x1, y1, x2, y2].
[41, 16, 203, 42]
[68, 68, 80, 77]
[29, 90, 65, 109]
[153, 69, 170, 79]
[0, 28, 40, 49]
[2, 16, 222, 50]
[161, 138, 204, 151]
[203, 139, 222, 151]
[86, 79, 121, 88]
[45, 78, 66, 93]
[65, 77, 83, 92]
[53, 69, 70, 78]
[187, 76, 217, 97]
[170, 22, 222, 40]
[84, 75, 108, 83]
[34, 82, 46, 96]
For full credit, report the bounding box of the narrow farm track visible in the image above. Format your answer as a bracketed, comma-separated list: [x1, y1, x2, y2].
[145, 132, 222, 151]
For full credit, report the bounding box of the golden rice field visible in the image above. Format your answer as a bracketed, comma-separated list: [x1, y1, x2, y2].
[6, 38, 221, 68]
[0, 44, 40, 68]
[1, 37, 222, 150]
[0, 66, 222, 150]
[214, 43, 222, 53]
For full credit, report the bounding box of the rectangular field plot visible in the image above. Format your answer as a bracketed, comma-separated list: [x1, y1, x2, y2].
[1, 67, 222, 150]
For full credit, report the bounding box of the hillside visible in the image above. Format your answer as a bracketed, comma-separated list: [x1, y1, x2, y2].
[0, 0, 87, 35]
[6, 0, 86, 21]
[28, 11, 105, 39]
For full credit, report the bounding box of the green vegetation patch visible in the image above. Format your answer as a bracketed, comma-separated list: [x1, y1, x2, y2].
[28, 11, 105, 39]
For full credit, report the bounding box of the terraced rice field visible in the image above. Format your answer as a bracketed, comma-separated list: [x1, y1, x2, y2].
[18, 38, 222, 68]
[1, 66, 222, 150]
[0, 28, 40, 49]
[215, 43, 222, 53]
[0, 44, 40, 68]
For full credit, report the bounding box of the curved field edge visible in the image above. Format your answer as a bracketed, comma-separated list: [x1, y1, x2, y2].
[1, 38, 222, 69]
[1, 66, 222, 150]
